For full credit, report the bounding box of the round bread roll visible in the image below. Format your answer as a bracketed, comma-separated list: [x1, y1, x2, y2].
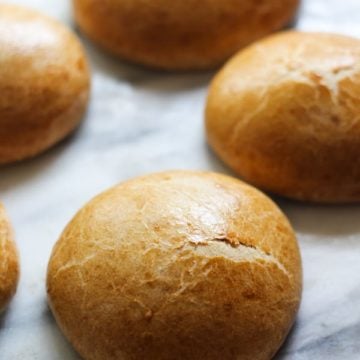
[73, 0, 299, 70]
[0, 4, 90, 165]
[0, 203, 19, 313]
[47, 171, 302, 360]
[206, 31, 360, 203]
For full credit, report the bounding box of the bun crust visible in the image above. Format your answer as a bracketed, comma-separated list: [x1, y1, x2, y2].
[0, 4, 90, 165]
[47, 171, 302, 360]
[73, 0, 299, 70]
[0, 204, 19, 312]
[206, 31, 360, 203]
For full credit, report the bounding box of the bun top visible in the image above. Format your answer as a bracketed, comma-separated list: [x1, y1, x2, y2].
[47, 171, 302, 360]
[209, 31, 360, 98]
[206, 31, 360, 202]
[73, 0, 300, 70]
[0, 4, 90, 164]
[0, 4, 87, 81]
[0, 203, 19, 312]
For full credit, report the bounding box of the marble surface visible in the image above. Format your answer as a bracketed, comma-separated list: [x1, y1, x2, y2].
[1, 0, 360, 359]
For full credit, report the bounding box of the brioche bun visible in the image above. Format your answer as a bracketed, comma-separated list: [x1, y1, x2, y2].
[73, 0, 299, 70]
[0, 4, 90, 165]
[206, 31, 360, 202]
[47, 171, 302, 360]
[0, 204, 19, 313]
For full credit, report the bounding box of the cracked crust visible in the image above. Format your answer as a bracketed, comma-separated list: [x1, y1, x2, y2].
[0, 4, 90, 165]
[0, 203, 19, 313]
[206, 31, 360, 203]
[73, 0, 299, 70]
[47, 171, 302, 360]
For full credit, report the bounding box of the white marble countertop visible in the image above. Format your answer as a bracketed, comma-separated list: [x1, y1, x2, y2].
[1, 0, 360, 359]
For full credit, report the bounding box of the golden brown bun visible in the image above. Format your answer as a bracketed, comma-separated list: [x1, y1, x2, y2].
[0, 203, 19, 313]
[47, 171, 302, 360]
[206, 31, 360, 203]
[73, 0, 299, 70]
[0, 4, 90, 165]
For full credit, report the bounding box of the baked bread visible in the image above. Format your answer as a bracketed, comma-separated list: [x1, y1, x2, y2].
[47, 171, 302, 360]
[0, 203, 19, 313]
[0, 4, 90, 165]
[73, 0, 299, 70]
[206, 31, 360, 203]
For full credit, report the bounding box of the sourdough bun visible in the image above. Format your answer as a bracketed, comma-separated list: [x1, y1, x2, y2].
[73, 0, 299, 70]
[47, 171, 302, 360]
[0, 204, 19, 313]
[0, 4, 90, 165]
[206, 31, 360, 203]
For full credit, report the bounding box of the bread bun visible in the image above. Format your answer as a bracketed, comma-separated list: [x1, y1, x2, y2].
[0, 204, 19, 312]
[0, 4, 90, 165]
[206, 31, 360, 203]
[73, 0, 299, 70]
[47, 171, 302, 360]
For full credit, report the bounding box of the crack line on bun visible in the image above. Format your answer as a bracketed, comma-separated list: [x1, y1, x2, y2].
[186, 236, 290, 278]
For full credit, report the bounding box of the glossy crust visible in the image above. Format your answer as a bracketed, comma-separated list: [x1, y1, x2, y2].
[47, 171, 302, 360]
[0, 4, 90, 165]
[73, 0, 299, 70]
[0, 204, 19, 313]
[206, 31, 360, 203]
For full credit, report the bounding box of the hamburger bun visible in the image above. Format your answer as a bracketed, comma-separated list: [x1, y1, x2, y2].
[73, 0, 299, 70]
[47, 171, 302, 360]
[206, 31, 360, 203]
[0, 203, 19, 313]
[0, 4, 90, 165]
